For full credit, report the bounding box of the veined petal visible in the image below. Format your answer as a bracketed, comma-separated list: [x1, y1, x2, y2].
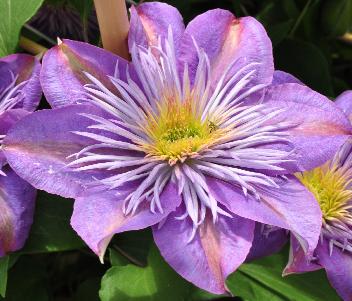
[262, 83, 352, 172]
[335, 90, 352, 117]
[315, 240, 352, 301]
[71, 181, 181, 260]
[179, 9, 273, 87]
[0, 109, 29, 168]
[41, 39, 130, 108]
[129, 2, 184, 53]
[153, 206, 255, 294]
[0, 166, 36, 256]
[246, 223, 288, 262]
[272, 70, 302, 85]
[283, 236, 321, 275]
[3, 104, 114, 198]
[0, 54, 41, 112]
[208, 176, 322, 256]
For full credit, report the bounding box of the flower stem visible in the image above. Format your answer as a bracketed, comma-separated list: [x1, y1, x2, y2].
[93, 0, 130, 59]
[19, 36, 47, 56]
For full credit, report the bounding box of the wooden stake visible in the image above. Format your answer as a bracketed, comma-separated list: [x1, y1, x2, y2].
[94, 0, 130, 59]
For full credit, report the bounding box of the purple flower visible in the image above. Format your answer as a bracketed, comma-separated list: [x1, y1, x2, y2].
[0, 54, 41, 256]
[284, 91, 352, 301]
[3, 3, 351, 294]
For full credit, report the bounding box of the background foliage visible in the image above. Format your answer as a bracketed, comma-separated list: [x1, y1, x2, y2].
[0, 0, 351, 300]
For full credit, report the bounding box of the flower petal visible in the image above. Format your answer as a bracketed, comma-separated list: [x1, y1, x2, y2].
[315, 240, 352, 301]
[0, 166, 36, 256]
[335, 90, 352, 117]
[3, 104, 110, 198]
[0, 54, 41, 111]
[272, 70, 302, 85]
[283, 235, 321, 275]
[263, 83, 352, 172]
[208, 176, 322, 256]
[41, 39, 129, 108]
[246, 223, 288, 262]
[153, 206, 255, 294]
[71, 181, 181, 260]
[0, 109, 29, 168]
[179, 9, 273, 87]
[129, 2, 184, 52]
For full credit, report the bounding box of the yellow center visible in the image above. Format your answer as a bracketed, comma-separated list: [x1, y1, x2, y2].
[296, 165, 352, 224]
[141, 96, 222, 165]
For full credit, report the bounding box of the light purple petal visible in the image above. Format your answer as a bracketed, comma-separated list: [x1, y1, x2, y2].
[153, 206, 255, 294]
[283, 235, 321, 275]
[208, 176, 322, 257]
[179, 9, 273, 87]
[272, 70, 302, 85]
[0, 109, 29, 168]
[71, 181, 181, 260]
[0, 54, 41, 112]
[316, 240, 352, 301]
[335, 90, 352, 117]
[0, 166, 36, 256]
[262, 83, 352, 172]
[129, 3, 184, 53]
[40, 39, 129, 108]
[3, 104, 112, 198]
[246, 223, 288, 262]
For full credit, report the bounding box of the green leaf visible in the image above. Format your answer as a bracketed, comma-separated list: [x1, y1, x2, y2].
[321, 0, 352, 37]
[0, 256, 49, 301]
[0, 256, 9, 298]
[100, 245, 191, 301]
[21, 191, 84, 253]
[0, 0, 44, 56]
[275, 38, 333, 96]
[109, 248, 129, 267]
[227, 251, 340, 301]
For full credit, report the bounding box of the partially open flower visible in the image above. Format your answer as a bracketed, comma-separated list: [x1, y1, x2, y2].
[0, 54, 41, 256]
[285, 91, 352, 301]
[3, 3, 351, 294]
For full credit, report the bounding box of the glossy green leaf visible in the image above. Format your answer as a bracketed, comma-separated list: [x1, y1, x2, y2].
[227, 251, 340, 301]
[100, 245, 191, 301]
[0, 0, 44, 56]
[21, 191, 84, 253]
[0, 256, 9, 298]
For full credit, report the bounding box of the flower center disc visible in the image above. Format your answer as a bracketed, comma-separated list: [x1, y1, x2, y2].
[142, 99, 220, 165]
[297, 166, 352, 224]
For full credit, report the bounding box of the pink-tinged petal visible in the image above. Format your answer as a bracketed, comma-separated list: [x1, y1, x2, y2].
[246, 223, 288, 262]
[129, 3, 184, 52]
[263, 83, 352, 172]
[0, 109, 29, 168]
[283, 236, 321, 275]
[0, 166, 36, 256]
[0, 54, 41, 111]
[3, 104, 111, 198]
[315, 240, 352, 301]
[40, 39, 129, 108]
[71, 181, 181, 260]
[208, 176, 322, 257]
[179, 9, 273, 87]
[153, 206, 255, 294]
[335, 90, 352, 117]
[272, 70, 302, 85]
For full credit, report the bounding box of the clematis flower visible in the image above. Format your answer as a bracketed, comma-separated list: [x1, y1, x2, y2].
[3, 3, 352, 294]
[284, 90, 352, 301]
[0, 54, 41, 256]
